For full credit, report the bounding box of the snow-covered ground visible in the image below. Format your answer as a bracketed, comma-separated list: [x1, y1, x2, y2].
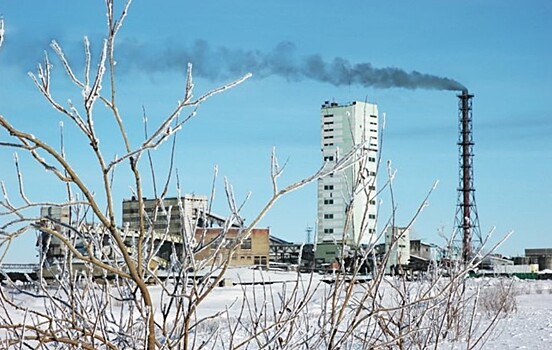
[183, 270, 552, 349]
[190, 271, 552, 349]
[2, 269, 552, 349]
[468, 280, 552, 349]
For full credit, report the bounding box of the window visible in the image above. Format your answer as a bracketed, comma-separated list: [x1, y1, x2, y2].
[323, 114, 334, 118]
[370, 121, 377, 126]
[368, 228, 376, 234]
[324, 213, 334, 219]
[240, 238, 252, 250]
[369, 200, 376, 205]
[323, 156, 334, 162]
[369, 185, 376, 190]
[368, 157, 376, 162]
[324, 185, 334, 190]
[370, 129, 377, 133]
[324, 135, 333, 139]
[324, 199, 334, 205]
[368, 214, 376, 219]
[370, 115, 377, 119]
[324, 128, 334, 132]
[324, 121, 334, 125]
[324, 228, 334, 234]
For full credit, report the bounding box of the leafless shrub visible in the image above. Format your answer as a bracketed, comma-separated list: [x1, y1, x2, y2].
[478, 279, 517, 317]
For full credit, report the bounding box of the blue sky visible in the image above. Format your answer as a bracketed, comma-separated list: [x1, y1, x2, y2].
[0, 1, 551, 262]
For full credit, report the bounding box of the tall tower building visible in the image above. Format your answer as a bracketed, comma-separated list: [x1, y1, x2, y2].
[316, 101, 378, 263]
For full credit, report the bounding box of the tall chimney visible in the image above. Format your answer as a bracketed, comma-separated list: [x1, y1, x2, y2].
[455, 90, 481, 263]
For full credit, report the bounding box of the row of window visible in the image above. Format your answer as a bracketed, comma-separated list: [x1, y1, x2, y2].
[232, 255, 268, 265]
[210, 237, 252, 250]
[323, 194, 375, 205]
[324, 196, 374, 204]
[254, 256, 268, 265]
[322, 227, 377, 234]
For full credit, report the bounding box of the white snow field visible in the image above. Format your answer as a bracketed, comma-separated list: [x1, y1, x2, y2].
[2, 268, 552, 349]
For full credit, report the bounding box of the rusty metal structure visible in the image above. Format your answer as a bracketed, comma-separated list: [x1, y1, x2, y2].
[455, 90, 482, 262]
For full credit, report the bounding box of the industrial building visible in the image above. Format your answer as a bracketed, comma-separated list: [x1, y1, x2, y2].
[36, 206, 71, 263]
[36, 196, 270, 277]
[384, 226, 410, 274]
[524, 248, 552, 271]
[121, 196, 269, 268]
[372, 229, 436, 274]
[316, 101, 379, 263]
[122, 194, 209, 236]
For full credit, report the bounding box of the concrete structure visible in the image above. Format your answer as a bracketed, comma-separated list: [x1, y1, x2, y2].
[409, 239, 435, 271]
[269, 236, 314, 269]
[36, 206, 71, 263]
[193, 228, 269, 267]
[493, 264, 538, 274]
[316, 101, 378, 263]
[375, 238, 437, 272]
[384, 226, 410, 273]
[122, 195, 208, 237]
[480, 255, 513, 270]
[525, 248, 552, 271]
[122, 196, 269, 268]
[410, 240, 433, 261]
[37, 197, 270, 279]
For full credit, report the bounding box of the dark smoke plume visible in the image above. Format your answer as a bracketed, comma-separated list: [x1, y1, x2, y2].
[120, 40, 467, 91]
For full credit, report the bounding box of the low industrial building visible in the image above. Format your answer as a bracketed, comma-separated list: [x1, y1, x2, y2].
[480, 254, 514, 270]
[374, 234, 437, 273]
[269, 236, 314, 270]
[36, 196, 271, 278]
[524, 248, 552, 271]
